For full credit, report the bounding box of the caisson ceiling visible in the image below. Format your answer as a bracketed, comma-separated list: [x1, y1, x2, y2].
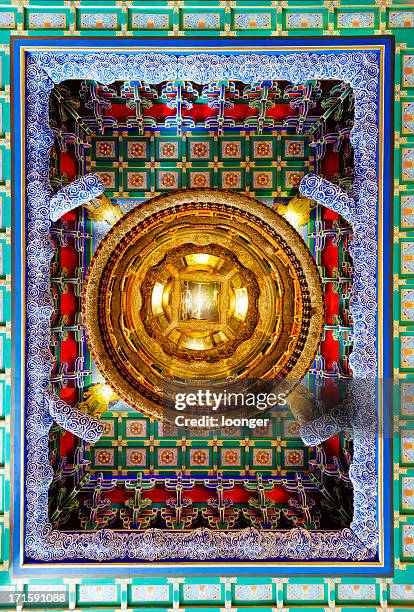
[47, 77, 355, 539]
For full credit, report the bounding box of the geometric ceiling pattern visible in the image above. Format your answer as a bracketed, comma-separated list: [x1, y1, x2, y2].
[0, 0, 413, 609]
[47, 76, 354, 541]
[50, 78, 352, 200]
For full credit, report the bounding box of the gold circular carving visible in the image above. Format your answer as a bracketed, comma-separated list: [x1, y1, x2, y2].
[83, 189, 325, 419]
[139, 243, 261, 363]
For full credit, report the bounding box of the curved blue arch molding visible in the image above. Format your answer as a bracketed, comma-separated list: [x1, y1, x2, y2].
[47, 392, 104, 443]
[298, 175, 356, 440]
[12, 38, 392, 575]
[299, 173, 354, 225]
[49, 173, 105, 222]
[298, 176, 380, 549]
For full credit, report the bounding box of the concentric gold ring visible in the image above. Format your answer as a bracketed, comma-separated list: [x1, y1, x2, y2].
[83, 189, 325, 419]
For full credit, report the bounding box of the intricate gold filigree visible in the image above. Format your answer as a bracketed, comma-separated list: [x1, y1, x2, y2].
[139, 243, 260, 362]
[85, 194, 122, 225]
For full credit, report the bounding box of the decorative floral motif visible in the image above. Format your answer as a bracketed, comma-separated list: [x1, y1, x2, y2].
[401, 290, 414, 321]
[401, 243, 414, 273]
[28, 12, 66, 29]
[337, 583, 377, 601]
[253, 171, 273, 189]
[403, 103, 414, 134]
[403, 56, 414, 87]
[402, 477, 414, 510]
[254, 422, 273, 437]
[221, 448, 241, 466]
[79, 13, 118, 29]
[95, 171, 116, 189]
[222, 141, 241, 158]
[402, 148, 414, 181]
[182, 584, 222, 601]
[401, 337, 414, 368]
[127, 141, 148, 159]
[285, 140, 305, 157]
[284, 420, 301, 438]
[285, 171, 304, 188]
[286, 13, 323, 29]
[389, 11, 414, 28]
[101, 421, 114, 437]
[131, 13, 170, 30]
[158, 422, 178, 437]
[126, 420, 147, 437]
[234, 13, 272, 29]
[0, 12, 15, 28]
[183, 13, 220, 30]
[234, 584, 272, 602]
[401, 383, 414, 416]
[284, 449, 304, 467]
[158, 448, 178, 466]
[78, 585, 119, 604]
[24, 48, 382, 562]
[158, 142, 178, 159]
[401, 195, 414, 227]
[221, 425, 242, 437]
[158, 171, 179, 189]
[96, 141, 115, 158]
[189, 171, 210, 188]
[401, 430, 414, 463]
[126, 449, 146, 467]
[253, 141, 273, 158]
[190, 141, 210, 159]
[286, 583, 325, 601]
[402, 525, 414, 558]
[252, 449, 272, 466]
[189, 449, 209, 466]
[49, 173, 104, 222]
[337, 12, 375, 29]
[95, 449, 114, 466]
[127, 172, 147, 190]
[222, 171, 242, 188]
[130, 585, 170, 602]
[389, 584, 414, 600]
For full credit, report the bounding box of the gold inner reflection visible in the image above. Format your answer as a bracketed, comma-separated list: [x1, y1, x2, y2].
[144, 249, 254, 353]
[179, 281, 220, 323]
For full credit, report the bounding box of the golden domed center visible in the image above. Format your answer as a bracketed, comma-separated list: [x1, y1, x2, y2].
[83, 189, 324, 419]
[138, 243, 261, 362]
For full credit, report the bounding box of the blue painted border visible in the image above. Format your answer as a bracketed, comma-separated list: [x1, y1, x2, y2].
[11, 36, 393, 577]
[378, 32, 393, 582]
[11, 37, 23, 579]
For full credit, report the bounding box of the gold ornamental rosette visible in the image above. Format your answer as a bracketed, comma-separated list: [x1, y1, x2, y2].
[82, 189, 325, 420]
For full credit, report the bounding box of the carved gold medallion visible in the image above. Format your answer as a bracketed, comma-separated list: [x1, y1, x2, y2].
[83, 189, 324, 419]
